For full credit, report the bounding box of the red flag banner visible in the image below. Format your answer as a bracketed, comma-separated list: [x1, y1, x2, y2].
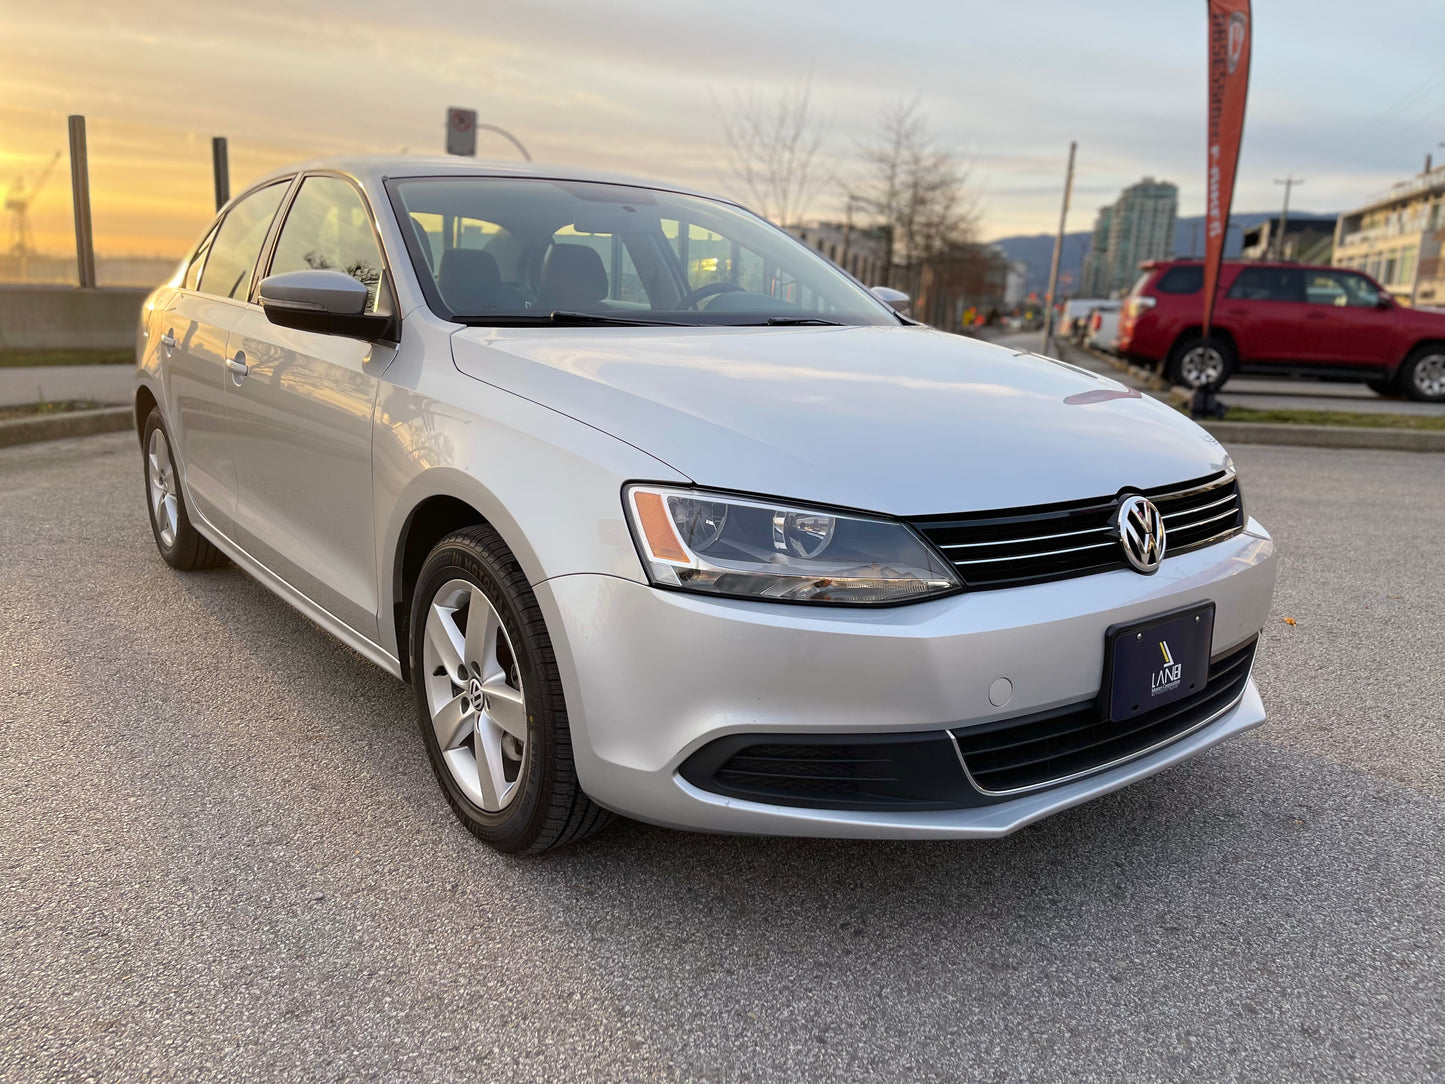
[1203, 0, 1251, 338]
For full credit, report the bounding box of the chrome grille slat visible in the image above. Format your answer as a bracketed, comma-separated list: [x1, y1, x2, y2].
[908, 471, 1243, 590]
[1162, 492, 1237, 519]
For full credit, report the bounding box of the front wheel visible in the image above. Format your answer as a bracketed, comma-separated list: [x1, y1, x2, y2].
[1399, 346, 1445, 403]
[1165, 336, 1235, 391]
[409, 525, 612, 854]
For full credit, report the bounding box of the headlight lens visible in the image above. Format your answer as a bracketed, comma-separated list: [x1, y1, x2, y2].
[624, 485, 961, 605]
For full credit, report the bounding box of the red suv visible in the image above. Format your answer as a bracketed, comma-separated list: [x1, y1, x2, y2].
[1118, 260, 1445, 402]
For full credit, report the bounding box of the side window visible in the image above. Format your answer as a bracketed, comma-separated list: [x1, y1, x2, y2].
[1337, 272, 1380, 307]
[1155, 265, 1203, 294]
[197, 183, 288, 300]
[1226, 267, 1303, 303]
[269, 176, 390, 314]
[183, 224, 218, 291]
[1303, 271, 1349, 307]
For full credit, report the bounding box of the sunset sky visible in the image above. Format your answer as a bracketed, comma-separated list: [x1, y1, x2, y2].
[4, 0, 1443, 259]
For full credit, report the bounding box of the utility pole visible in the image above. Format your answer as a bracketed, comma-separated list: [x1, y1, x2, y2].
[1272, 175, 1303, 260]
[1040, 140, 1077, 355]
[67, 115, 96, 289]
[211, 137, 230, 211]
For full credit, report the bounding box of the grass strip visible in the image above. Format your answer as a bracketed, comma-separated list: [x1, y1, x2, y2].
[1213, 404, 1445, 431]
[0, 399, 106, 422]
[0, 349, 132, 368]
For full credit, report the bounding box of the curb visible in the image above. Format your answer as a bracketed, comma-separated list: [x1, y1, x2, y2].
[0, 406, 132, 449]
[1198, 421, 1445, 453]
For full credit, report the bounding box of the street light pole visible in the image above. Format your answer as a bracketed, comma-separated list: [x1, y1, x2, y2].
[1272, 175, 1303, 259]
[1040, 141, 1077, 355]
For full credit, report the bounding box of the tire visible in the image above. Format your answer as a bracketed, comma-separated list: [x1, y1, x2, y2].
[409, 524, 612, 855]
[1398, 345, 1445, 403]
[1165, 335, 1235, 391]
[1365, 378, 1401, 398]
[141, 408, 227, 571]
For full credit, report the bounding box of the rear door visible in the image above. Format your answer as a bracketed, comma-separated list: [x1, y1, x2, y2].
[224, 174, 398, 640]
[160, 181, 289, 532]
[1298, 269, 1394, 366]
[1221, 266, 1305, 361]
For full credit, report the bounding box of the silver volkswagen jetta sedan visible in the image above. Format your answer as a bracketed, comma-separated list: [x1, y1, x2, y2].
[134, 156, 1277, 854]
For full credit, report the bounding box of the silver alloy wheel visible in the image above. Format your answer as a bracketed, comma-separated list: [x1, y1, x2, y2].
[422, 578, 529, 812]
[146, 428, 180, 548]
[1413, 352, 1445, 398]
[1179, 345, 1226, 387]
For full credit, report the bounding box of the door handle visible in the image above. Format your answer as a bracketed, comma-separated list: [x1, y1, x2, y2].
[1305, 312, 1328, 320]
[225, 353, 249, 383]
[160, 330, 177, 350]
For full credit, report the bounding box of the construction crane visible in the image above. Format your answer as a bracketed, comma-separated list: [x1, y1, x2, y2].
[5, 150, 63, 278]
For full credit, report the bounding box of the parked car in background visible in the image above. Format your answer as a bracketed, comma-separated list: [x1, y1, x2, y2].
[134, 156, 1277, 855]
[1062, 298, 1119, 342]
[1119, 259, 1445, 401]
[1087, 306, 1122, 353]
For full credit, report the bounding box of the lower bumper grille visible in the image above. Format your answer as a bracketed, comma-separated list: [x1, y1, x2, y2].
[951, 638, 1257, 794]
[679, 637, 1257, 811]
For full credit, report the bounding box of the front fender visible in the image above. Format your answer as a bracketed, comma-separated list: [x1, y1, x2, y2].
[372, 357, 688, 664]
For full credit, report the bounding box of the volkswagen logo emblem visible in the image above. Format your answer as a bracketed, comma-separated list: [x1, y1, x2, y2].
[467, 677, 485, 708]
[1117, 495, 1166, 573]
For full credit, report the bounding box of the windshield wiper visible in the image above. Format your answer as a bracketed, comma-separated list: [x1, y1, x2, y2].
[547, 310, 690, 327]
[761, 316, 846, 326]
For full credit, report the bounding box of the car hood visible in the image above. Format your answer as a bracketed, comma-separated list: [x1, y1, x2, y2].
[449, 324, 1230, 516]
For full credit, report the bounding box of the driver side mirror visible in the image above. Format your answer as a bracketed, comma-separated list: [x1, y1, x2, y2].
[259, 270, 397, 343]
[871, 286, 911, 314]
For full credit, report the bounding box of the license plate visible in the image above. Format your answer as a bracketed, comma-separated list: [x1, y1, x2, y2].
[1102, 603, 1215, 723]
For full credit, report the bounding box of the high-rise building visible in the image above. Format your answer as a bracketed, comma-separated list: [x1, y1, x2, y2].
[1080, 178, 1179, 298]
[1079, 205, 1113, 297]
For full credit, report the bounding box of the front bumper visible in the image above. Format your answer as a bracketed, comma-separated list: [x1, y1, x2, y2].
[535, 519, 1277, 838]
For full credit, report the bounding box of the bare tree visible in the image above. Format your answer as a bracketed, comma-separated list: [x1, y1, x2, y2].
[851, 99, 977, 269]
[717, 83, 828, 227]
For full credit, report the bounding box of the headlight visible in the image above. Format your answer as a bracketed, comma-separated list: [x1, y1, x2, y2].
[624, 485, 962, 605]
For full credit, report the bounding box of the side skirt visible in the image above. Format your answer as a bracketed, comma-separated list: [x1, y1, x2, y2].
[190, 511, 404, 680]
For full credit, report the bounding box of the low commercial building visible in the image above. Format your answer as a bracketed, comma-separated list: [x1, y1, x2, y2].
[1332, 162, 1445, 309]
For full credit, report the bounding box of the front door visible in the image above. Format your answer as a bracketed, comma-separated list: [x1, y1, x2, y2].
[163, 181, 289, 532]
[1298, 269, 1395, 366]
[225, 174, 397, 640]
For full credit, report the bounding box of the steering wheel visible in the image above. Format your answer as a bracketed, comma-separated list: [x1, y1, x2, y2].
[675, 281, 746, 311]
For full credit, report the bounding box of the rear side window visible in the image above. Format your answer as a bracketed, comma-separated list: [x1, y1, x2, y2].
[1226, 267, 1304, 303]
[1155, 265, 1203, 294]
[269, 176, 390, 313]
[197, 182, 289, 301]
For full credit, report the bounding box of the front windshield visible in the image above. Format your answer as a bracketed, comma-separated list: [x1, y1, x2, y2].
[387, 176, 899, 326]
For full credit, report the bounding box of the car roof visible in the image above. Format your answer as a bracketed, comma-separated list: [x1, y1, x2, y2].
[244, 155, 737, 206]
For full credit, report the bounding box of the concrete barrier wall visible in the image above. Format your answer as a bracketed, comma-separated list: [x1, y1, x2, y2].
[0, 285, 150, 351]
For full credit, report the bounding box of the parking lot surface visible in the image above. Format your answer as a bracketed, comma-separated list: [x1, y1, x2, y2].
[2, 433, 1442, 1083]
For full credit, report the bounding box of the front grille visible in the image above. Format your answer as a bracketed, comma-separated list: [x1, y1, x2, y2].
[908, 471, 1244, 590]
[952, 637, 1257, 794]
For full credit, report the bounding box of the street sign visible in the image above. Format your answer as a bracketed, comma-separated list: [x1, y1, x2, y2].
[446, 107, 477, 156]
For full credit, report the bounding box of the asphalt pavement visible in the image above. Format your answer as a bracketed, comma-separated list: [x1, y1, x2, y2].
[2, 433, 1443, 1083]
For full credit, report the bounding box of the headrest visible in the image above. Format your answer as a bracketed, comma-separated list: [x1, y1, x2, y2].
[438, 248, 503, 313]
[539, 243, 609, 309]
